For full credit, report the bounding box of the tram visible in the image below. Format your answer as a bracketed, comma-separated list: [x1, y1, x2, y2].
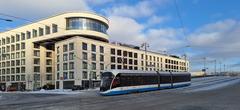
[100, 70, 191, 96]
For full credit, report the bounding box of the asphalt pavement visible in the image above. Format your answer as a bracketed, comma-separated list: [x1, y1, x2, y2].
[0, 76, 240, 110]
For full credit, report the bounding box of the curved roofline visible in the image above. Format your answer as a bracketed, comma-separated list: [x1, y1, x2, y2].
[0, 11, 109, 34]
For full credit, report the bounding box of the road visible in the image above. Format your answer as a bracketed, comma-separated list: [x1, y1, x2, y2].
[0, 76, 240, 110]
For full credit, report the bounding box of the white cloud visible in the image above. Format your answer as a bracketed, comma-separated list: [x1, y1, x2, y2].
[146, 15, 169, 27]
[103, 0, 168, 18]
[104, 1, 153, 18]
[107, 16, 145, 44]
[85, 0, 114, 5]
[0, 0, 90, 19]
[145, 28, 185, 51]
[107, 15, 185, 52]
[188, 19, 240, 58]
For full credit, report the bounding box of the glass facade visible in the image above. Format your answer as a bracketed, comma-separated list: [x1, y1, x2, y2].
[66, 17, 108, 34]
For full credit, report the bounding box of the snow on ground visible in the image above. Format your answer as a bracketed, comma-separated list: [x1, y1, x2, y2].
[0, 88, 99, 95]
[189, 77, 240, 92]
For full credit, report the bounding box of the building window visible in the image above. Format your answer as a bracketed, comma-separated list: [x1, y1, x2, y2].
[134, 60, 138, 65]
[6, 76, 10, 81]
[11, 68, 15, 74]
[129, 59, 133, 64]
[63, 54, 68, 61]
[129, 52, 133, 57]
[82, 61, 88, 69]
[45, 26, 50, 35]
[21, 59, 25, 65]
[66, 18, 83, 30]
[63, 63, 68, 70]
[52, 24, 58, 33]
[134, 67, 138, 70]
[66, 17, 107, 33]
[16, 75, 20, 81]
[34, 66, 40, 72]
[34, 58, 40, 65]
[34, 43, 40, 49]
[69, 71, 74, 79]
[117, 50, 122, 56]
[2, 38, 5, 45]
[16, 44, 20, 50]
[57, 72, 60, 80]
[63, 44, 68, 52]
[57, 46, 60, 54]
[39, 27, 44, 36]
[46, 52, 52, 57]
[11, 75, 15, 81]
[92, 62, 96, 70]
[21, 75, 25, 81]
[21, 42, 25, 49]
[123, 51, 127, 57]
[117, 65, 122, 69]
[34, 50, 40, 57]
[82, 52, 87, 60]
[63, 72, 68, 79]
[129, 66, 133, 70]
[91, 44, 96, 52]
[69, 62, 74, 70]
[69, 43, 74, 51]
[46, 74, 52, 80]
[100, 55, 104, 62]
[21, 33, 26, 40]
[46, 67, 52, 73]
[100, 63, 104, 70]
[11, 36, 15, 43]
[57, 64, 60, 71]
[34, 74, 40, 81]
[21, 67, 25, 73]
[111, 48, 115, 55]
[16, 34, 20, 42]
[91, 72, 97, 80]
[57, 55, 60, 62]
[111, 56, 115, 63]
[82, 71, 88, 79]
[26, 31, 31, 39]
[6, 37, 10, 44]
[21, 51, 25, 57]
[134, 53, 138, 58]
[32, 29, 37, 37]
[100, 46, 104, 53]
[69, 52, 74, 60]
[117, 57, 122, 63]
[82, 42, 87, 50]
[91, 53, 96, 61]
[11, 45, 15, 51]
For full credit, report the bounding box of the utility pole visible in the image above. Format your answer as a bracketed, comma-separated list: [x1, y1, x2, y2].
[214, 60, 217, 75]
[224, 64, 226, 73]
[182, 54, 187, 72]
[203, 57, 206, 72]
[219, 62, 222, 74]
[141, 42, 149, 71]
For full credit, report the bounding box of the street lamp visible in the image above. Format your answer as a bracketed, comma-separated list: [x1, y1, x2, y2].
[141, 42, 149, 71]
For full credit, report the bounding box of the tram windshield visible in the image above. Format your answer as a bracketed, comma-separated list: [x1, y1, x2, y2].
[100, 72, 114, 92]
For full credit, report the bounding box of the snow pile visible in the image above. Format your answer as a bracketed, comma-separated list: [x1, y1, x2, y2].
[29, 89, 82, 94]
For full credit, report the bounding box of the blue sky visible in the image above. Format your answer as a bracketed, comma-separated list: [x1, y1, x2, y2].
[0, 0, 240, 72]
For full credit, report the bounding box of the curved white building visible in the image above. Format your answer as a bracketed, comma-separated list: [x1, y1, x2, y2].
[0, 12, 189, 90]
